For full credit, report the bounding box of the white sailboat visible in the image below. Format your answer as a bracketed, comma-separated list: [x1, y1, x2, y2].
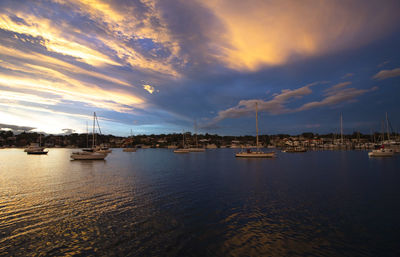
[368, 147, 394, 157]
[235, 102, 275, 158]
[71, 112, 108, 160]
[26, 134, 48, 155]
[174, 131, 189, 153]
[187, 120, 205, 152]
[368, 113, 395, 157]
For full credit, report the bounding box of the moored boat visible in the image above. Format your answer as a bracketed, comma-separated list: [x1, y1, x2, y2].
[187, 147, 205, 152]
[235, 102, 275, 158]
[368, 147, 394, 157]
[26, 149, 48, 155]
[123, 148, 136, 152]
[173, 148, 189, 153]
[71, 151, 108, 160]
[71, 112, 107, 160]
[236, 149, 275, 158]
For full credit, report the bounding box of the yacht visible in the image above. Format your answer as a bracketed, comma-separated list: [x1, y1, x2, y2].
[70, 151, 107, 160]
[26, 148, 48, 155]
[71, 112, 108, 160]
[174, 132, 189, 153]
[187, 120, 205, 152]
[173, 148, 190, 153]
[187, 147, 205, 152]
[26, 135, 48, 155]
[368, 113, 396, 157]
[368, 147, 394, 157]
[235, 102, 275, 158]
[123, 147, 136, 152]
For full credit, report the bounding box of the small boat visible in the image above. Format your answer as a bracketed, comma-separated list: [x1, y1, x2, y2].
[71, 151, 108, 160]
[282, 146, 307, 153]
[368, 147, 394, 157]
[174, 148, 189, 153]
[235, 102, 275, 158]
[96, 146, 112, 153]
[25, 135, 48, 155]
[236, 149, 275, 158]
[27, 149, 48, 155]
[123, 148, 136, 152]
[187, 147, 205, 152]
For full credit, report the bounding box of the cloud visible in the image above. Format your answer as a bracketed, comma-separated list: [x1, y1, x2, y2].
[305, 124, 321, 129]
[0, 123, 36, 132]
[61, 128, 75, 134]
[143, 84, 155, 94]
[324, 81, 352, 94]
[377, 60, 390, 67]
[206, 82, 377, 126]
[342, 73, 354, 79]
[207, 82, 319, 126]
[296, 86, 378, 112]
[373, 67, 400, 80]
[199, 0, 400, 71]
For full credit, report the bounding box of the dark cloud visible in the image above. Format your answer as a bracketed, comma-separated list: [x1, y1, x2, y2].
[0, 123, 36, 132]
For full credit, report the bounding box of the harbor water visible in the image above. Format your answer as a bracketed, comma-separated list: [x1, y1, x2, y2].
[0, 148, 399, 256]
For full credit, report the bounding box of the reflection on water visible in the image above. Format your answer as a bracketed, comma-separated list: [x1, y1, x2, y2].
[0, 148, 400, 256]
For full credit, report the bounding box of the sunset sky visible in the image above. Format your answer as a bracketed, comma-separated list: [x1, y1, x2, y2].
[0, 0, 400, 136]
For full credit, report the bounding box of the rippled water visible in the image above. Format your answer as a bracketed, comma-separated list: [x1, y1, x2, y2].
[0, 148, 400, 256]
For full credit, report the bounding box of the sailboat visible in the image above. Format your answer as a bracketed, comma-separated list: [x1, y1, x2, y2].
[26, 134, 48, 155]
[174, 131, 189, 153]
[123, 129, 136, 152]
[235, 102, 275, 158]
[71, 112, 108, 160]
[368, 113, 395, 157]
[187, 120, 205, 152]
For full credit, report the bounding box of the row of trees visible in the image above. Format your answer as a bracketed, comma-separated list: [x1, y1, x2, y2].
[1, 130, 398, 148]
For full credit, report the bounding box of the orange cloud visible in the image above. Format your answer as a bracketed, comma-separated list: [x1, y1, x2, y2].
[200, 0, 400, 71]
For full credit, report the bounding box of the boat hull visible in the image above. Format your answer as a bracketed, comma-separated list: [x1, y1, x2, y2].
[123, 148, 136, 152]
[174, 149, 189, 153]
[368, 151, 394, 157]
[27, 151, 48, 155]
[71, 153, 107, 160]
[187, 148, 205, 152]
[235, 152, 275, 158]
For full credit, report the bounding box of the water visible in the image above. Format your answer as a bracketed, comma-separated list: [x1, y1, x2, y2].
[0, 148, 399, 256]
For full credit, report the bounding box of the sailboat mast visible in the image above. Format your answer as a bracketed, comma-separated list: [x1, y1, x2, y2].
[256, 102, 259, 150]
[86, 121, 89, 148]
[92, 112, 95, 148]
[182, 130, 185, 148]
[194, 120, 198, 148]
[386, 112, 390, 141]
[340, 113, 343, 144]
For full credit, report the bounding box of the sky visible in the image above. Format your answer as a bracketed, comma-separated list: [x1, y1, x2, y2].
[0, 0, 400, 136]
